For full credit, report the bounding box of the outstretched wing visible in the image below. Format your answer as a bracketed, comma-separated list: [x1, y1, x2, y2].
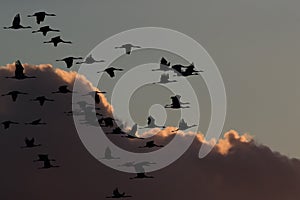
[33, 118, 42, 123]
[147, 116, 155, 126]
[146, 140, 154, 146]
[15, 60, 24, 77]
[113, 188, 120, 196]
[59, 85, 68, 90]
[128, 124, 138, 136]
[104, 147, 111, 158]
[12, 14, 21, 27]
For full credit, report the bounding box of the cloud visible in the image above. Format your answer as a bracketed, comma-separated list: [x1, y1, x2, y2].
[0, 63, 300, 200]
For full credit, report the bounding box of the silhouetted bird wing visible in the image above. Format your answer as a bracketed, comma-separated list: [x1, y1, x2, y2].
[59, 85, 68, 91]
[25, 137, 30, 144]
[12, 14, 21, 27]
[11, 93, 18, 101]
[106, 69, 115, 77]
[128, 124, 138, 137]
[15, 60, 24, 77]
[160, 57, 168, 65]
[146, 140, 155, 146]
[38, 154, 49, 161]
[65, 58, 73, 68]
[113, 188, 121, 196]
[33, 118, 42, 124]
[105, 147, 112, 158]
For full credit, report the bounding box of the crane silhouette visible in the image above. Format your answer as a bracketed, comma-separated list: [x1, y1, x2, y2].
[172, 119, 196, 132]
[165, 95, 190, 109]
[1, 121, 19, 129]
[97, 67, 123, 78]
[5, 60, 36, 80]
[101, 147, 120, 160]
[139, 140, 164, 148]
[182, 63, 203, 76]
[31, 96, 54, 106]
[99, 117, 115, 128]
[108, 124, 126, 134]
[172, 62, 203, 77]
[76, 54, 105, 64]
[141, 115, 165, 129]
[122, 124, 144, 139]
[33, 154, 55, 162]
[44, 36, 72, 47]
[115, 43, 141, 55]
[1, 90, 28, 102]
[52, 85, 73, 94]
[83, 90, 106, 104]
[27, 11, 56, 24]
[152, 57, 172, 71]
[38, 160, 60, 169]
[32, 25, 60, 36]
[120, 161, 155, 179]
[3, 14, 31, 29]
[25, 118, 46, 125]
[106, 188, 132, 198]
[56, 56, 82, 68]
[21, 137, 41, 148]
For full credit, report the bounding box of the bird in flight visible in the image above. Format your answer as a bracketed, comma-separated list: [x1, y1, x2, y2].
[152, 57, 172, 71]
[101, 147, 120, 160]
[31, 96, 54, 106]
[1, 121, 19, 129]
[172, 119, 196, 132]
[108, 124, 126, 135]
[5, 60, 36, 80]
[76, 54, 105, 64]
[27, 11, 56, 24]
[97, 67, 123, 78]
[32, 25, 60, 36]
[25, 118, 46, 125]
[99, 117, 115, 128]
[172, 62, 203, 77]
[3, 14, 31, 30]
[141, 115, 165, 129]
[33, 154, 55, 162]
[139, 140, 164, 148]
[106, 188, 132, 198]
[122, 124, 144, 139]
[56, 56, 82, 68]
[52, 85, 73, 94]
[1, 90, 28, 102]
[182, 63, 203, 77]
[44, 36, 72, 47]
[115, 43, 141, 55]
[165, 95, 190, 109]
[153, 73, 177, 84]
[33, 154, 59, 169]
[21, 137, 41, 148]
[120, 161, 155, 179]
[38, 160, 60, 169]
[83, 90, 106, 104]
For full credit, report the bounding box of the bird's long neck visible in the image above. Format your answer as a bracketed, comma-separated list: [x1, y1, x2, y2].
[21, 26, 31, 29]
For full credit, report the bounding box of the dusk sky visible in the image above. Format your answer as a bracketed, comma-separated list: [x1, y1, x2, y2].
[1, 1, 300, 199]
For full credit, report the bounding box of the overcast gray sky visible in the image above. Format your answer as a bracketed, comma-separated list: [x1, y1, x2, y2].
[1, 0, 300, 158]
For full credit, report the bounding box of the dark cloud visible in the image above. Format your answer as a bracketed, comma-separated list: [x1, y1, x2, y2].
[0, 63, 299, 200]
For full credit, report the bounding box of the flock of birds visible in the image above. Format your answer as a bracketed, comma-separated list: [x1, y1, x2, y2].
[2, 11, 203, 198]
